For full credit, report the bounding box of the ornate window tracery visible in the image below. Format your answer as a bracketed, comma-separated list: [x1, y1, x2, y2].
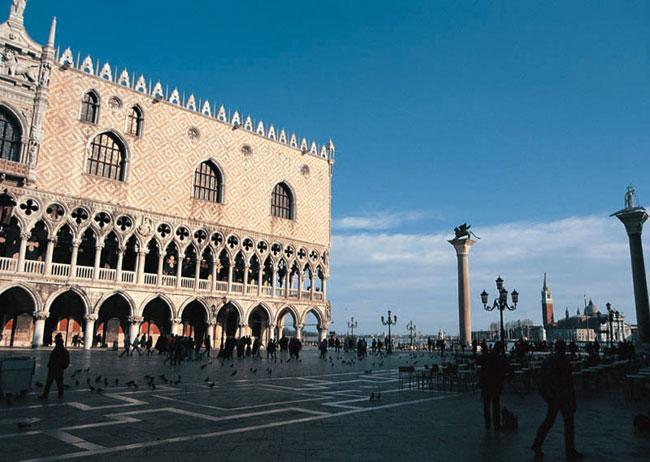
[86, 132, 127, 181]
[271, 182, 293, 219]
[127, 106, 143, 137]
[0, 107, 21, 162]
[193, 161, 223, 203]
[80, 91, 99, 124]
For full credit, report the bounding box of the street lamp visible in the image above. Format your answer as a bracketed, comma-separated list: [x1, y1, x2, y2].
[347, 316, 358, 337]
[481, 275, 518, 345]
[406, 320, 416, 349]
[381, 310, 397, 353]
[606, 302, 614, 348]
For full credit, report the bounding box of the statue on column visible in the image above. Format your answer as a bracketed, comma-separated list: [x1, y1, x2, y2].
[625, 185, 636, 210]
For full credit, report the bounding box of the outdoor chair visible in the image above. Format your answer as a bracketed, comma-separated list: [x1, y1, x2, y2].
[398, 366, 416, 390]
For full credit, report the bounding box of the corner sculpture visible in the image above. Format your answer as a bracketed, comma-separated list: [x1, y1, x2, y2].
[449, 223, 477, 346]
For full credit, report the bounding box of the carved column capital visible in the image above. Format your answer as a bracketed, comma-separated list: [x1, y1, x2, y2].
[34, 311, 48, 320]
[84, 314, 98, 321]
[128, 315, 144, 324]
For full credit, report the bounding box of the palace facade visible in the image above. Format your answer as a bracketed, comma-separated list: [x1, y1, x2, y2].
[0, 1, 333, 348]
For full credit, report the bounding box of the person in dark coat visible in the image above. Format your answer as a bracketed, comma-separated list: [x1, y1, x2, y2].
[478, 341, 511, 430]
[532, 340, 583, 459]
[39, 333, 70, 400]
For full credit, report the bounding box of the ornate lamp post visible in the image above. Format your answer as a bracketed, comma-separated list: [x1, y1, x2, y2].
[406, 320, 416, 349]
[480, 276, 519, 344]
[381, 310, 397, 353]
[347, 316, 358, 337]
[606, 302, 614, 348]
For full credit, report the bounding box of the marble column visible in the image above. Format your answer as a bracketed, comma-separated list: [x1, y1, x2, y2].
[44, 238, 55, 275]
[17, 232, 28, 272]
[448, 237, 476, 347]
[115, 247, 124, 283]
[613, 206, 650, 344]
[268, 323, 276, 340]
[257, 268, 263, 296]
[128, 316, 143, 343]
[84, 314, 97, 350]
[175, 256, 182, 288]
[157, 253, 164, 286]
[194, 258, 202, 290]
[243, 264, 250, 294]
[296, 323, 304, 341]
[92, 244, 103, 281]
[137, 250, 147, 285]
[272, 267, 278, 298]
[171, 318, 182, 336]
[32, 311, 48, 347]
[69, 241, 80, 279]
[227, 264, 234, 293]
[318, 328, 328, 342]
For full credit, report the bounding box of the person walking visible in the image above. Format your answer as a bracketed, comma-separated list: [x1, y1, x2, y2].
[478, 341, 510, 430]
[39, 333, 70, 400]
[532, 340, 583, 459]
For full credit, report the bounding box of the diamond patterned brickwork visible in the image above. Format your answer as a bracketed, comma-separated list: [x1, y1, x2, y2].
[37, 68, 331, 248]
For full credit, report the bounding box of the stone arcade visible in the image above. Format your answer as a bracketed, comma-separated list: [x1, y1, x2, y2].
[0, 1, 333, 348]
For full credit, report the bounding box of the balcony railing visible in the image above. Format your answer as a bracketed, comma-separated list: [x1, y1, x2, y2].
[51, 262, 70, 277]
[0, 256, 17, 272]
[0, 257, 327, 301]
[76, 265, 94, 280]
[161, 275, 176, 287]
[121, 270, 135, 283]
[98, 267, 116, 282]
[143, 273, 157, 286]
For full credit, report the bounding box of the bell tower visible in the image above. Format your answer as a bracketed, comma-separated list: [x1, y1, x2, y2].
[541, 273, 554, 327]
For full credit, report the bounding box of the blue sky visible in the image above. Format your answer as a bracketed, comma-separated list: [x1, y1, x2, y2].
[21, 0, 650, 335]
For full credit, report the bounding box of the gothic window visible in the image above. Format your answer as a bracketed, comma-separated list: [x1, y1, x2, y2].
[271, 182, 293, 219]
[80, 91, 99, 124]
[193, 161, 223, 203]
[0, 107, 21, 162]
[127, 106, 143, 137]
[86, 132, 127, 181]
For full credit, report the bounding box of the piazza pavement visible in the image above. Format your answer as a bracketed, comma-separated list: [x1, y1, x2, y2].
[0, 347, 647, 461]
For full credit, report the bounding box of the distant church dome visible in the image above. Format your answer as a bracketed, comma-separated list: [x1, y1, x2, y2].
[584, 299, 600, 317]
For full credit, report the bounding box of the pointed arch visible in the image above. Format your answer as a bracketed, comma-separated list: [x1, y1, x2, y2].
[177, 297, 210, 321]
[44, 286, 91, 317]
[80, 89, 100, 124]
[193, 159, 224, 203]
[127, 105, 144, 137]
[275, 305, 299, 327]
[301, 306, 324, 329]
[271, 181, 295, 219]
[139, 293, 176, 319]
[0, 282, 42, 312]
[0, 104, 24, 162]
[93, 290, 136, 317]
[86, 131, 129, 181]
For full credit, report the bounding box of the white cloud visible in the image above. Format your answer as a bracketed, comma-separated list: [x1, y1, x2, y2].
[328, 215, 640, 337]
[332, 211, 426, 231]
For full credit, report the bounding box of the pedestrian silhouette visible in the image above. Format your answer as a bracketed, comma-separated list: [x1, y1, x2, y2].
[532, 340, 583, 459]
[39, 333, 70, 400]
[478, 341, 511, 430]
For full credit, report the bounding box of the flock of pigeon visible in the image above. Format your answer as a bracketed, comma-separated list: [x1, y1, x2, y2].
[9, 350, 441, 432]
